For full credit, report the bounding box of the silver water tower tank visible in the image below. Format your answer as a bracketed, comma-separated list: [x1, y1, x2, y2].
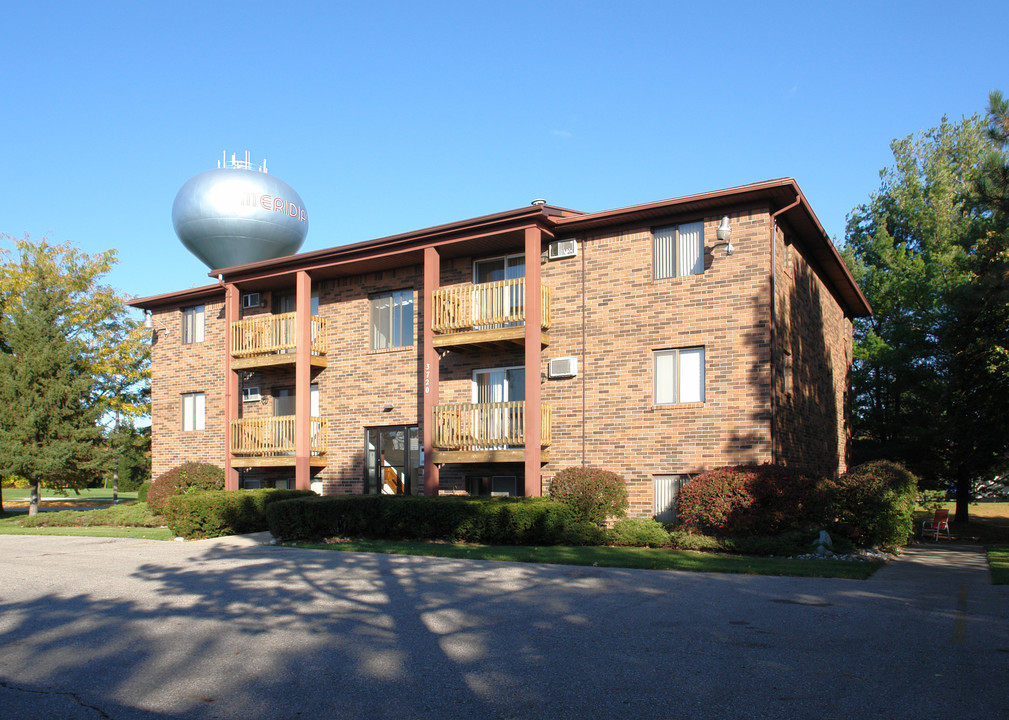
[172, 152, 308, 269]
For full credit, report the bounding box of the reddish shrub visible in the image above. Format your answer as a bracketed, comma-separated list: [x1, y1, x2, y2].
[548, 466, 629, 527]
[677, 464, 825, 536]
[146, 462, 225, 514]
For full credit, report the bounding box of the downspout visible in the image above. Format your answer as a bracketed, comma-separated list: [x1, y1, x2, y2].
[768, 194, 801, 464]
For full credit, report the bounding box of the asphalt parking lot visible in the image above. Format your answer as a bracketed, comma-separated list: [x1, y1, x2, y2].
[1, 534, 1006, 720]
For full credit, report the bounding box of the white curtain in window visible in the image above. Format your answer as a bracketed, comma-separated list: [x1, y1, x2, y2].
[654, 351, 676, 404]
[677, 222, 704, 277]
[678, 348, 704, 403]
[653, 226, 676, 280]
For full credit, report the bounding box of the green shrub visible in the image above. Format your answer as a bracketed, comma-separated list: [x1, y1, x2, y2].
[266, 495, 582, 545]
[676, 464, 826, 536]
[162, 489, 313, 539]
[666, 528, 725, 551]
[609, 518, 671, 547]
[137, 482, 151, 503]
[548, 466, 629, 527]
[824, 460, 918, 549]
[146, 463, 225, 514]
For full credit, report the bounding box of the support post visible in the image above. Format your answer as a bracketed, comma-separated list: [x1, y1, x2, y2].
[295, 271, 312, 490]
[523, 227, 543, 496]
[422, 247, 440, 496]
[224, 283, 240, 491]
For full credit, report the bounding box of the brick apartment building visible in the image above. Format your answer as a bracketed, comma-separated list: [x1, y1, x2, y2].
[131, 178, 870, 520]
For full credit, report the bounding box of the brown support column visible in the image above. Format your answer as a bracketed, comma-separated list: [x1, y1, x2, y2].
[224, 283, 240, 491]
[295, 271, 312, 490]
[523, 227, 543, 496]
[422, 247, 440, 496]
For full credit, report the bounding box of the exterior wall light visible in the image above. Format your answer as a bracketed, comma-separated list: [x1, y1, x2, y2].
[716, 216, 734, 255]
[144, 310, 170, 336]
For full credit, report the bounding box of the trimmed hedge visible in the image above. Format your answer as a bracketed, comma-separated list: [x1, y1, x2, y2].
[609, 518, 671, 547]
[548, 466, 629, 527]
[147, 463, 225, 514]
[823, 460, 918, 549]
[266, 495, 586, 545]
[676, 464, 826, 536]
[163, 489, 314, 539]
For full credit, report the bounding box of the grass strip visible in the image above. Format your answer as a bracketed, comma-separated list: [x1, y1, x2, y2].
[297, 539, 883, 579]
[0, 522, 173, 540]
[986, 546, 1009, 584]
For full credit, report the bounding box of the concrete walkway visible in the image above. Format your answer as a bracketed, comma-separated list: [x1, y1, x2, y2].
[869, 542, 992, 586]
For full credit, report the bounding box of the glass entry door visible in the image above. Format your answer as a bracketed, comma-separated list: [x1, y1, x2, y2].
[365, 426, 419, 495]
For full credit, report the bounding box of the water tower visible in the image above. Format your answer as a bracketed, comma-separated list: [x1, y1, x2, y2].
[172, 152, 308, 269]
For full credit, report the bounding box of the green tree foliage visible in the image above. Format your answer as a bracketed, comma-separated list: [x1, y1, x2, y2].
[0, 236, 148, 514]
[0, 277, 104, 514]
[844, 99, 1009, 521]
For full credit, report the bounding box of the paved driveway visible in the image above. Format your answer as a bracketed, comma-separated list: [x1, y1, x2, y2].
[1, 535, 1006, 720]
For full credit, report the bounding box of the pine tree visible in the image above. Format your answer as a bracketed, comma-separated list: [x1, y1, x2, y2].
[0, 272, 104, 515]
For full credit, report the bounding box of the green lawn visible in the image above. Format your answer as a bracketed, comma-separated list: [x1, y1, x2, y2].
[0, 501, 171, 541]
[986, 546, 1009, 584]
[2, 487, 138, 502]
[298, 539, 884, 579]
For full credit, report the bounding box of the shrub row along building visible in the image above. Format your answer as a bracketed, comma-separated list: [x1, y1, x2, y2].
[131, 178, 870, 520]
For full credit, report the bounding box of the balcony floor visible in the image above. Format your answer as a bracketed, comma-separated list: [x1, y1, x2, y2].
[432, 326, 550, 351]
[431, 449, 550, 464]
[232, 456, 328, 468]
[232, 355, 328, 371]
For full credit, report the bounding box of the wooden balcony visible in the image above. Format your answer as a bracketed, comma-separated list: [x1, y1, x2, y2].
[431, 278, 550, 350]
[230, 416, 328, 468]
[431, 401, 551, 463]
[230, 312, 329, 370]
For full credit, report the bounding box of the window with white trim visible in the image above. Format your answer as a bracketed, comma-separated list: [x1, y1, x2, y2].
[370, 290, 414, 350]
[653, 221, 704, 279]
[181, 305, 205, 344]
[181, 392, 205, 431]
[654, 347, 705, 404]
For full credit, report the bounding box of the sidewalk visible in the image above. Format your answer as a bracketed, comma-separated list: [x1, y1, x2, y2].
[869, 542, 992, 585]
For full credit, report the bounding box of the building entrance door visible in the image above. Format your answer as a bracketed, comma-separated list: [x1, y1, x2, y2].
[365, 426, 419, 495]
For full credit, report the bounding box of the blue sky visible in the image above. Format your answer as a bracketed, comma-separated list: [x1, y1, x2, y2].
[2, 0, 1007, 301]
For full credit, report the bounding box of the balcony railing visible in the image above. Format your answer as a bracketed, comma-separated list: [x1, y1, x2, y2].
[230, 416, 328, 456]
[230, 312, 328, 358]
[432, 401, 552, 449]
[431, 279, 551, 334]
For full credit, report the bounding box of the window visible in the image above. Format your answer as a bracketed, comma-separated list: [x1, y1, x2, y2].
[654, 347, 705, 404]
[181, 305, 205, 344]
[181, 392, 205, 431]
[654, 475, 690, 523]
[653, 221, 704, 279]
[370, 290, 414, 350]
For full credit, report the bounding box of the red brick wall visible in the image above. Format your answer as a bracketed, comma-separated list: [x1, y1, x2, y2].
[772, 226, 853, 478]
[149, 298, 226, 479]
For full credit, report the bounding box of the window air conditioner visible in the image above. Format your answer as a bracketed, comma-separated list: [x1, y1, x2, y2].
[242, 293, 262, 309]
[548, 239, 578, 260]
[548, 357, 578, 378]
[242, 386, 262, 403]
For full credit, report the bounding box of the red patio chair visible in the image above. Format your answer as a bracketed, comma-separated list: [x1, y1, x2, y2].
[921, 508, 951, 541]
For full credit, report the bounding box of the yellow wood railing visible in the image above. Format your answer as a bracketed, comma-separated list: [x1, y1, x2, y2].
[230, 416, 328, 456]
[230, 312, 328, 358]
[432, 401, 552, 449]
[431, 279, 551, 333]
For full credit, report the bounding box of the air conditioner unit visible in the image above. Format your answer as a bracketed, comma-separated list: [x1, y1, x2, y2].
[548, 357, 578, 378]
[242, 386, 262, 403]
[548, 239, 578, 260]
[242, 293, 262, 309]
